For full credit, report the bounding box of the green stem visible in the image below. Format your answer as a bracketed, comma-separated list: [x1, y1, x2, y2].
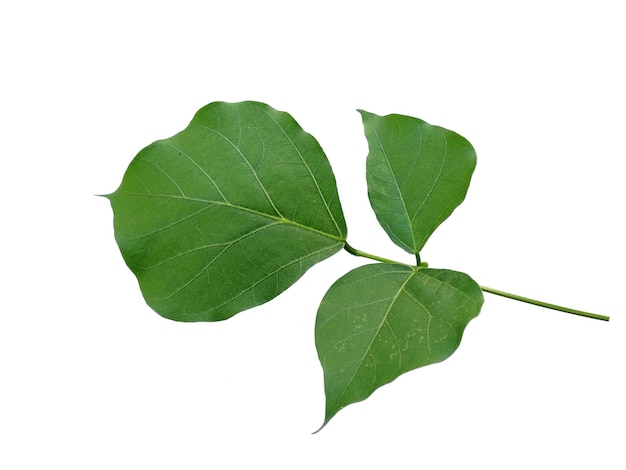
[480, 286, 610, 322]
[343, 242, 412, 267]
[343, 242, 610, 322]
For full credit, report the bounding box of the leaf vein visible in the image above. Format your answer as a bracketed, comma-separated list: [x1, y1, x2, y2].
[154, 222, 283, 300]
[155, 141, 230, 203]
[115, 193, 343, 242]
[330, 270, 417, 415]
[142, 158, 186, 197]
[195, 123, 284, 217]
[188, 242, 343, 317]
[257, 105, 344, 237]
[367, 114, 416, 252]
[409, 129, 448, 225]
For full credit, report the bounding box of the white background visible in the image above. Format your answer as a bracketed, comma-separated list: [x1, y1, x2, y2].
[2, 1, 624, 468]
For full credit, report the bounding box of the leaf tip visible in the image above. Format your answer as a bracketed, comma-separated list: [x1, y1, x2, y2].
[311, 424, 324, 435]
[312, 417, 332, 434]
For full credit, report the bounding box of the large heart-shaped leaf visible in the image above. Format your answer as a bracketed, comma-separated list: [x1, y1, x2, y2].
[315, 263, 483, 428]
[107, 101, 346, 321]
[360, 110, 476, 254]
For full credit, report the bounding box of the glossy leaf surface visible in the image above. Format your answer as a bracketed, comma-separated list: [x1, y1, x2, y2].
[315, 263, 483, 427]
[360, 110, 476, 254]
[107, 101, 346, 321]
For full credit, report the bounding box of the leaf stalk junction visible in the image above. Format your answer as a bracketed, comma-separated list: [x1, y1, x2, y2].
[343, 242, 610, 322]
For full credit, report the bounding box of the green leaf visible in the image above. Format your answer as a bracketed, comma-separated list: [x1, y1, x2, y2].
[359, 110, 477, 254]
[315, 263, 483, 428]
[107, 101, 347, 321]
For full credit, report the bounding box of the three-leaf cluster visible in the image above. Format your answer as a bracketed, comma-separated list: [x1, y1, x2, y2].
[107, 101, 483, 428]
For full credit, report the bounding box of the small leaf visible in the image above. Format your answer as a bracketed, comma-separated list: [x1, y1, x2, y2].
[315, 263, 483, 428]
[359, 110, 477, 254]
[107, 101, 346, 321]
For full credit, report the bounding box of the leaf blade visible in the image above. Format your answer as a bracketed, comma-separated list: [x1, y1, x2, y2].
[108, 101, 347, 321]
[360, 110, 477, 254]
[315, 263, 483, 427]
